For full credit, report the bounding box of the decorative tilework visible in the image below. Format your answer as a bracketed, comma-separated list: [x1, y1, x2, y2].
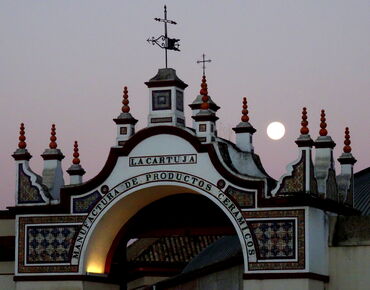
[243, 209, 305, 271]
[73, 190, 101, 213]
[248, 220, 295, 260]
[18, 164, 45, 203]
[225, 186, 255, 208]
[18, 216, 85, 273]
[278, 156, 305, 194]
[27, 225, 79, 264]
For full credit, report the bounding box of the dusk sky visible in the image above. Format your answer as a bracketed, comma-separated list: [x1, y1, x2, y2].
[1, 1, 369, 209]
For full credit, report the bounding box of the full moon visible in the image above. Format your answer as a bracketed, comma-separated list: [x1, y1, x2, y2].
[267, 122, 285, 140]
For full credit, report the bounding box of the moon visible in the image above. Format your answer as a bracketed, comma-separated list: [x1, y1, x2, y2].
[267, 122, 285, 140]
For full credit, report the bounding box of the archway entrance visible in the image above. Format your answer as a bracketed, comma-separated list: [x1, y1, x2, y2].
[74, 173, 256, 285]
[107, 194, 240, 289]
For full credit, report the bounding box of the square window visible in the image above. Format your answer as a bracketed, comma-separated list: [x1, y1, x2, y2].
[199, 124, 207, 132]
[152, 90, 171, 110]
[120, 127, 127, 135]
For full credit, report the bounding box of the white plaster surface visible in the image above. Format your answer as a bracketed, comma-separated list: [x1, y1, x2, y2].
[165, 265, 243, 290]
[0, 274, 15, 290]
[235, 132, 253, 153]
[82, 281, 119, 290]
[314, 147, 334, 195]
[328, 246, 370, 290]
[0, 261, 14, 273]
[128, 276, 168, 290]
[0, 219, 15, 236]
[16, 281, 83, 290]
[226, 145, 265, 178]
[0, 261, 15, 289]
[70, 175, 82, 185]
[15, 281, 119, 290]
[147, 86, 185, 127]
[244, 278, 324, 290]
[42, 159, 65, 200]
[307, 207, 329, 275]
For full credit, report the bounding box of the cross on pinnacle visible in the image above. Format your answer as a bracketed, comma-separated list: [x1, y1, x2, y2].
[197, 54, 211, 76]
[147, 5, 180, 68]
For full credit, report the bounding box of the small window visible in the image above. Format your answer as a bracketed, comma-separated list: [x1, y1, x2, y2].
[199, 124, 207, 132]
[120, 127, 127, 135]
[152, 90, 172, 110]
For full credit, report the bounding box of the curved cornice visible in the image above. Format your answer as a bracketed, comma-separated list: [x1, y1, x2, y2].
[59, 126, 266, 211]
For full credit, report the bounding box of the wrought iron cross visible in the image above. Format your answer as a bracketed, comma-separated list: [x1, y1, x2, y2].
[147, 5, 180, 68]
[197, 54, 211, 76]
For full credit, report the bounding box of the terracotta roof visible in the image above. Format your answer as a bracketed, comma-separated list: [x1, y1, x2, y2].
[182, 235, 242, 274]
[154, 236, 243, 289]
[128, 236, 222, 264]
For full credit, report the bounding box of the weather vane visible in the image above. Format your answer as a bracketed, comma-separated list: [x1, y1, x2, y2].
[147, 5, 180, 68]
[197, 54, 212, 76]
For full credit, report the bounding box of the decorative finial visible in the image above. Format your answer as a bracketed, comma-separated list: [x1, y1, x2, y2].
[300, 107, 309, 135]
[343, 127, 352, 153]
[121, 86, 130, 113]
[147, 5, 180, 68]
[241, 97, 249, 122]
[197, 54, 211, 77]
[18, 123, 27, 149]
[200, 75, 209, 110]
[319, 109, 328, 136]
[72, 141, 80, 164]
[49, 124, 57, 149]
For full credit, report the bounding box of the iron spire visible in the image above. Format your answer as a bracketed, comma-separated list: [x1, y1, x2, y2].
[147, 5, 180, 68]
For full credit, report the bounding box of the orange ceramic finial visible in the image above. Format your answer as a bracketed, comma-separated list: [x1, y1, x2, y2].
[49, 124, 57, 149]
[300, 107, 309, 135]
[72, 141, 80, 164]
[319, 109, 328, 136]
[121, 86, 130, 113]
[18, 123, 27, 149]
[200, 75, 209, 110]
[241, 97, 249, 122]
[343, 127, 352, 153]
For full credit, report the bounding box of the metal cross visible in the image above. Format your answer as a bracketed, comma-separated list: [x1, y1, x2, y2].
[197, 54, 212, 76]
[147, 5, 180, 68]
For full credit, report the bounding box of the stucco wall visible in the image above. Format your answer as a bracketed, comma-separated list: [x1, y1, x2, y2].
[0, 219, 15, 236]
[128, 276, 168, 290]
[16, 281, 84, 290]
[0, 261, 15, 290]
[164, 265, 243, 290]
[244, 279, 324, 290]
[328, 246, 370, 290]
[0, 274, 15, 290]
[15, 281, 119, 290]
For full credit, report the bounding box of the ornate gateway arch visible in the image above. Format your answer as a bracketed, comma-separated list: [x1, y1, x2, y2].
[7, 67, 357, 290]
[72, 171, 257, 274]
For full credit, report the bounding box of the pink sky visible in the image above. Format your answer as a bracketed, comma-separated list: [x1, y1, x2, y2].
[1, 1, 369, 209]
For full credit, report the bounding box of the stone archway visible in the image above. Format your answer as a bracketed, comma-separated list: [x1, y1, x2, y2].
[71, 171, 256, 275]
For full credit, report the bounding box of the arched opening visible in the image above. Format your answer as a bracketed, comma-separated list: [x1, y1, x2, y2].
[107, 193, 242, 289]
[76, 178, 254, 288]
